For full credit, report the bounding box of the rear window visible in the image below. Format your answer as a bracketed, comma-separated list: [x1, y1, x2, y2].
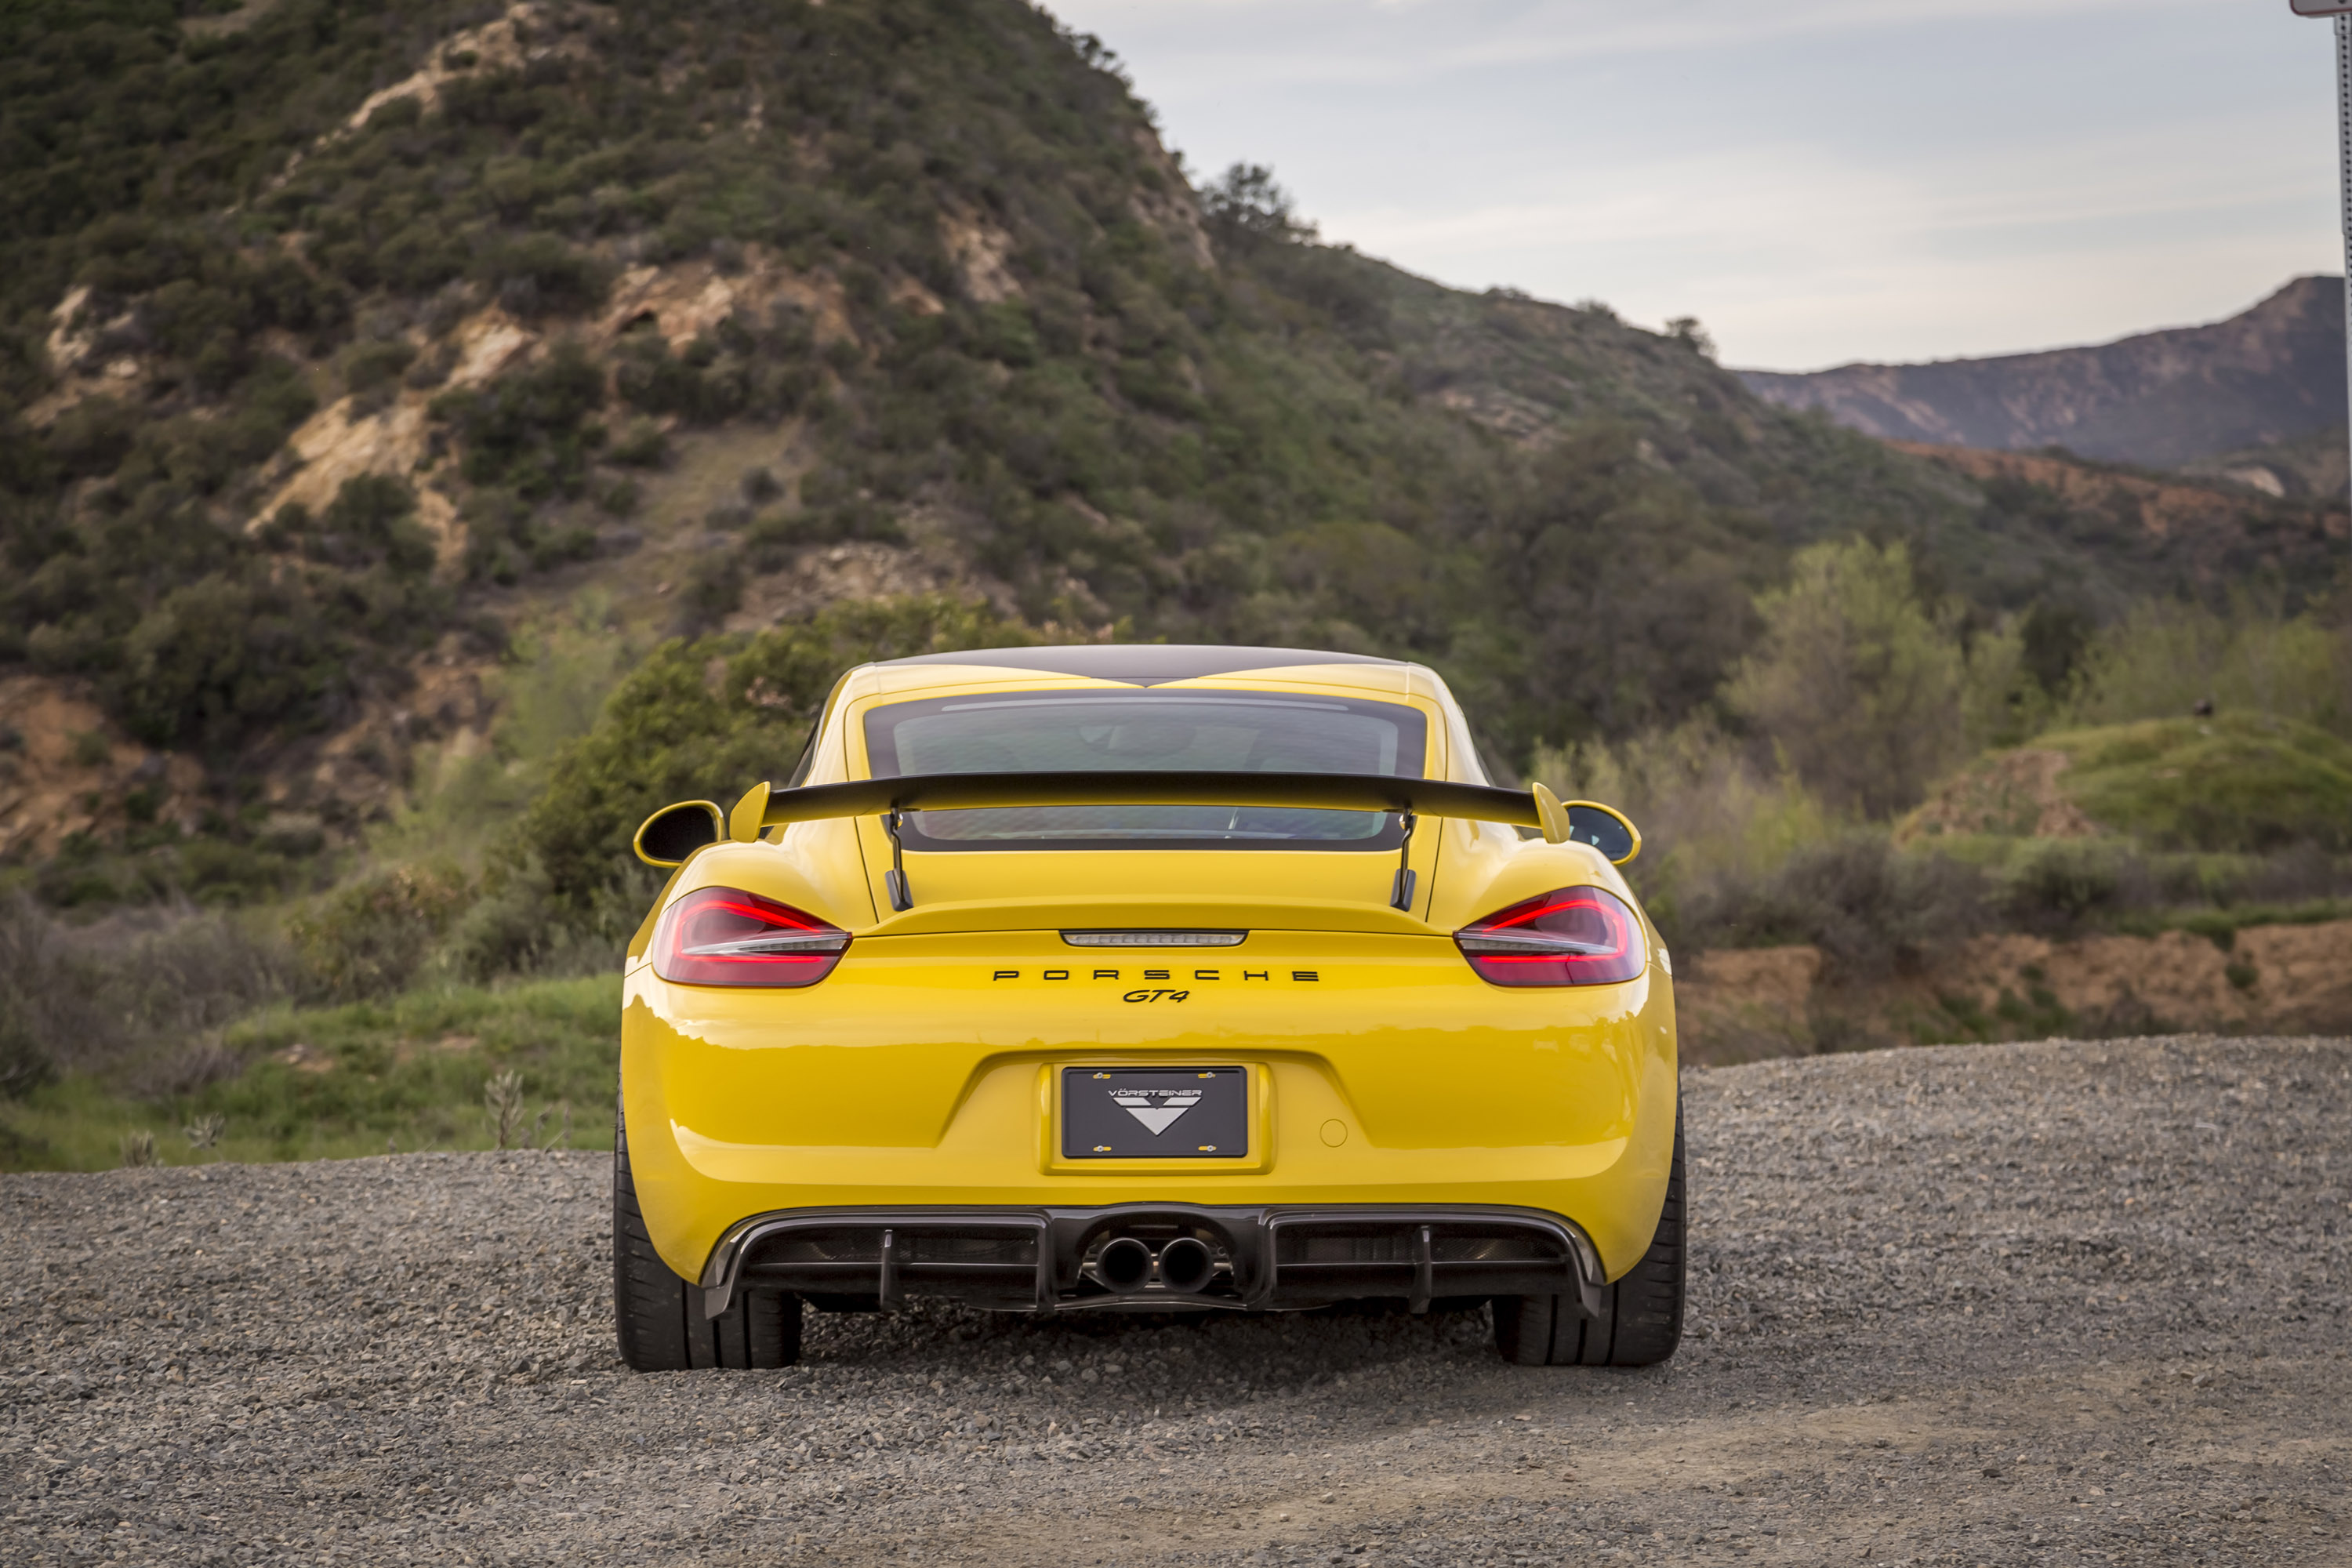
[862, 691, 1428, 851]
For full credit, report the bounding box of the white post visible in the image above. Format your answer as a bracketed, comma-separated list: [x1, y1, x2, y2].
[2338, 16, 2352, 517]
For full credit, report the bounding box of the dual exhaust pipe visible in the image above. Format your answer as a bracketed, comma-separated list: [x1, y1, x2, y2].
[1094, 1235, 1217, 1294]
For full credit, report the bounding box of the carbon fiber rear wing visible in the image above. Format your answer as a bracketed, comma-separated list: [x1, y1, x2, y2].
[731, 771, 1570, 840]
[736, 772, 1595, 912]
[633, 772, 1638, 909]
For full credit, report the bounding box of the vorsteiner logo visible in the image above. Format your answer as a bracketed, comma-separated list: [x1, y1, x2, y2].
[1110, 1088, 1200, 1134]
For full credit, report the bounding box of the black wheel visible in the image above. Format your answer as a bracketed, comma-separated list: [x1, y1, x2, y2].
[1494, 1092, 1684, 1367]
[615, 1099, 801, 1371]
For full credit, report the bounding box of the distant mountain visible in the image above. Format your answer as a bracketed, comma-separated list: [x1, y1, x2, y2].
[1739, 277, 2347, 467]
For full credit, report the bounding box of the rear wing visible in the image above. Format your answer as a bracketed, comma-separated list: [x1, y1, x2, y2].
[634, 771, 1639, 909]
[735, 771, 1570, 838]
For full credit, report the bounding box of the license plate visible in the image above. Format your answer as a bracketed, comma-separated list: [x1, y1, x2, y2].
[1062, 1067, 1247, 1159]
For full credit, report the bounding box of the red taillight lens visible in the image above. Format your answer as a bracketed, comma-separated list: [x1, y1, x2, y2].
[651, 887, 850, 988]
[1455, 886, 1646, 987]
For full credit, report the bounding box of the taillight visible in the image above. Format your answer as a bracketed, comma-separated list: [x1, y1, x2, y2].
[1455, 886, 1646, 987]
[651, 887, 850, 988]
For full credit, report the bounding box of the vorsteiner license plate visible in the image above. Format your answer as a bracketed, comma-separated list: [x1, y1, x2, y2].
[1062, 1067, 1247, 1159]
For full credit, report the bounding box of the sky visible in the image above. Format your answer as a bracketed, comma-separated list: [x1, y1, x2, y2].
[1044, 0, 2348, 370]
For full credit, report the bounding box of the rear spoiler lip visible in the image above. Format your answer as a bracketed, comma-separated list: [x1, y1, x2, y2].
[741, 770, 1564, 839]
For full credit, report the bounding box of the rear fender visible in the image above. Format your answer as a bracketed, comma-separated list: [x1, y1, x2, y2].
[1426, 833, 1648, 942]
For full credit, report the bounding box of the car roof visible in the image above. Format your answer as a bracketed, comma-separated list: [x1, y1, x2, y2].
[873, 644, 1406, 688]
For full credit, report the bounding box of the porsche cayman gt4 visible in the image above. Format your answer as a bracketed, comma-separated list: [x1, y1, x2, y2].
[613, 644, 1682, 1370]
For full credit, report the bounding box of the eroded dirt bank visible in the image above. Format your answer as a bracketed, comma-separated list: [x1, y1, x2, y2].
[1679, 923, 2352, 1062]
[2, 1035, 2347, 1566]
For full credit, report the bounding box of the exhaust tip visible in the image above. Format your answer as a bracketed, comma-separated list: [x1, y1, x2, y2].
[1158, 1236, 1214, 1293]
[1098, 1236, 1152, 1291]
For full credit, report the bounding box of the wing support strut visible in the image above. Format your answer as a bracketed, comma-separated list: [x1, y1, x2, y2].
[1390, 811, 1418, 913]
[882, 809, 913, 912]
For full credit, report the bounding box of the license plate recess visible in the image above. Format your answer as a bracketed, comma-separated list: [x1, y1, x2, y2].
[1061, 1067, 1248, 1160]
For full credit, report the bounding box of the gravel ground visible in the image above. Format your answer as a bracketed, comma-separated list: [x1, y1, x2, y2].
[3, 1034, 2347, 1567]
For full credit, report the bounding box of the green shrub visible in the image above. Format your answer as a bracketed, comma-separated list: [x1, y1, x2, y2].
[475, 233, 610, 320]
[608, 417, 669, 468]
[614, 310, 815, 425]
[291, 474, 437, 575]
[289, 862, 476, 1002]
[343, 337, 418, 401]
[2064, 598, 2349, 740]
[1671, 833, 1991, 981]
[115, 572, 347, 752]
[515, 595, 1036, 912]
[2001, 840, 2131, 930]
[431, 339, 609, 502]
[458, 485, 598, 583]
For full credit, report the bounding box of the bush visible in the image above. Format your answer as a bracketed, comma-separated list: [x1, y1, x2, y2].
[614, 310, 815, 426]
[0, 895, 295, 1090]
[447, 858, 628, 983]
[2000, 840, 2132, 931]
[608, 417, 668, 468]
[289, 862, 476, 1002]
[1673, 835, 1991, 982]
[515, 595, 1036, 911]
[114, 571, 350, 752]
[343, 337, 418, 401]
[2064, 597, 2350, 740]
[290, 474, 437, 575]
[431, 339, 609, 502]
[475, 234, 611, 320]
[0, 898, 85, 1096]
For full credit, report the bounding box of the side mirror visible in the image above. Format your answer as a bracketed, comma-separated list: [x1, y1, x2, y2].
[1563, 801, 1641, 865]
[633, 800, 725, 868]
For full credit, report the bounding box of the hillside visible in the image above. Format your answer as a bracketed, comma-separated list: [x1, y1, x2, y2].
[1900, 713, 2352, 855]
[0, 0, 2343, 894]
[1739, 275, 2347, 467]
[2181, 422, 2350, 502]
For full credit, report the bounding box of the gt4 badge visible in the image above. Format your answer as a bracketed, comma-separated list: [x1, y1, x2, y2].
[1111, 1088, 1201, 1134]
[1121, 988, 1190, 1003]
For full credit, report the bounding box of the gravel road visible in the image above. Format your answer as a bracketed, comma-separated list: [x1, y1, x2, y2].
[4, 1034, 2347, 1567]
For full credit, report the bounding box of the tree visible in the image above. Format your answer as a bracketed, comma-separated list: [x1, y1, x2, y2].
[515, 596, 1036, 912]
[1664, 316, 1716, 359]
[1200, 163, 1317, 248]
[1724, 539, 1965, 818]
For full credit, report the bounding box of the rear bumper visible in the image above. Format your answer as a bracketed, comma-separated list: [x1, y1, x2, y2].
[699, 1202, 1606, 1319]
[623, 927, 1679, 1287]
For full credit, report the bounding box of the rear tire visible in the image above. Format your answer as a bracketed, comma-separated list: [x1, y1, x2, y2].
[614, 1099, 801, 1371]
[1494, 1091, 1684, 1367]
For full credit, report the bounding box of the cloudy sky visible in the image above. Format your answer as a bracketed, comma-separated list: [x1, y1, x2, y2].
[1044, 0, 2346, 369]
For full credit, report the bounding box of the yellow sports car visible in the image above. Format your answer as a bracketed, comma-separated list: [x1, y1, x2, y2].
[614, 645, 1681, 1371]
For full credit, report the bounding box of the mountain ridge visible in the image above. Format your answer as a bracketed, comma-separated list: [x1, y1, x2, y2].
[1738, 276, 2347, 467]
